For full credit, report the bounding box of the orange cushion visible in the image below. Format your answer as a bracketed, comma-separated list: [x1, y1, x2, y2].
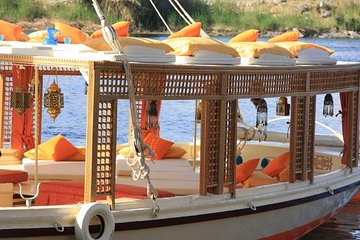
[168, 22, 202, 39]
[163, 146, 187, 159]
[54, 22, 89, 44]
[262, 151, 290, 177]
[229, 29, 259, 43]
[24, 146, 84, 161]
[35, 181, 175, 206]
[236, 158, 259, 184]
[0, 169, 28, 184]
[0, 20, 23, 41]
[278, 165, 289, 182]
[91, 21, 130, 39]
[242, 172, 278, 188]
[38, 134, 79, 161]
[143, 133, 174, 160]
[268, 31, 300, 43]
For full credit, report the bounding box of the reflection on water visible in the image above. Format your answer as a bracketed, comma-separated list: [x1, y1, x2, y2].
[301, 197, 360, 240]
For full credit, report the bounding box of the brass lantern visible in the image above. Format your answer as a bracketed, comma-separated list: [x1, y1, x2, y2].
[323, 93, 334, 117]
[276, 97, 290, 116]
[11, 85, 30, 115]
[44, 80, 64, 121]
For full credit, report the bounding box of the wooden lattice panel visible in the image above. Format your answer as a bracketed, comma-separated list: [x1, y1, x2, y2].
[290, 96, 315, 182]
[96, 100, 116, 197]
[200, 100, 221, 194]
[227, 72, 307, 97]
[351, 91, 359, 167]
[223, 100, 237, 195]
[310, 71, 359, 92]
[2, 75, 13, 147]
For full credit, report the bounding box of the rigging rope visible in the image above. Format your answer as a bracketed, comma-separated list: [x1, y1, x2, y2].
[149, 0, 173, 34]
[170, 0, 209, 37]
[91, 0, 159, 216]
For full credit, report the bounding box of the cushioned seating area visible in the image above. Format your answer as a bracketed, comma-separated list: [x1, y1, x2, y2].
[0, 169, 28, 184]
[35, 181, 175, 206]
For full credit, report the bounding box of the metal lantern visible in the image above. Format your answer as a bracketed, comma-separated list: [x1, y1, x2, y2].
[44, 80, 64, 121]
[251, 98, 268, 135]
[276, 97, 290, 116]
[11, 85, 31, 115]
[323, 93, 334, 117]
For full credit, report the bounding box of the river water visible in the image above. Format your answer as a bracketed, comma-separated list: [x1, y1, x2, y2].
[40, 37, 360, 239]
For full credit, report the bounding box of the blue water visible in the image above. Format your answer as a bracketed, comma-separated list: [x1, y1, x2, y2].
[40, 37, 360, 239]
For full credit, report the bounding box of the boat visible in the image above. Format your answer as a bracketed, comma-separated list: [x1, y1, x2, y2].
[0, 2, 359, 240]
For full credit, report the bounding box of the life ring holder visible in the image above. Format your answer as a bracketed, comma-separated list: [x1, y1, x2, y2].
[75, 202, 115, 240]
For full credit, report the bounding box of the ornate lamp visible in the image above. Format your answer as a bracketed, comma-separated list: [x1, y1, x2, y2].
[44, 80, 64, 121]
[11, 85, 31, 115]
[323, 93, 334, 117]
[276, 97, 290, 116]
[251, 98, 268, 135]
[28, 78, 41, 96]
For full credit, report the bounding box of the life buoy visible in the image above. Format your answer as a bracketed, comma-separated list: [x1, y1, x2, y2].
[75, 203, 115, 240]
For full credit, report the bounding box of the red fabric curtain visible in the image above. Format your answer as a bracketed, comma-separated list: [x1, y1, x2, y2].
[11, 66, 35, 151]
[340, 92, 349, 165]
[140, 100, 161, 138]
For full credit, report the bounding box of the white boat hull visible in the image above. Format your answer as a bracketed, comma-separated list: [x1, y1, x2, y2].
[1, 167, 359, 240]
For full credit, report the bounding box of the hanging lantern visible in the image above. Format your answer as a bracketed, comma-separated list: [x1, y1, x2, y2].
[276, 96, 290, 116]
[253, 98, 268, 134]
[323, 93, 334, 117]
[11, 85, 31, 115]
[44, 80, 64, 121]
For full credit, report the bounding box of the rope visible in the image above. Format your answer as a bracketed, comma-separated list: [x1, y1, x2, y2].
[171, 0, 209, 37]
[91, 0, 159, 214]
[168, 0, 191, 25]
[149, 0, 173, 34]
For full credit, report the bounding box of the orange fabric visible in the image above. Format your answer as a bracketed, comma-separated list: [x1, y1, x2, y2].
[91, 21, 130, 39]
[163, 146, 187, 159]
[262, 151, 290, 177]
[278, 165, 289, 182]
[24, 147, 85, 161]
[168, 22, 202, 39]
[11, 66, 35, 151]
[19, 32, 29, 42]
[143, 133, 174, 160]
[268, 31, 300, 43]
[38, 134, 78, 161]
[54, 22, 89, 44]
[242, 172, 278, 188]
[235, 158, 259, 184]
[274, 42, 334, 57]
[35, 181, 175, 206]
[0, 20, 23, 41]
[229, 29, 259, 43]
[0, 169, 28, 184]
[229, 42, 293, 58]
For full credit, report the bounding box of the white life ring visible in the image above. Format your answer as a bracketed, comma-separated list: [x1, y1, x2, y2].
[75, 202, 115, 240]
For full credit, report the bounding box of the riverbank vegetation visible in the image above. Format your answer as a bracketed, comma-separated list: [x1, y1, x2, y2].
[0, 0, 359, 36]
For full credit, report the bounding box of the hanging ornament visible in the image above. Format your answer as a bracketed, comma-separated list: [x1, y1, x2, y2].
[250, 98, 268, 139]
[276, 96, 290, 116]
[11, 85, 31, 115]
[44, 80, 64, 121]
[146, 100, 158, 129]
[323, 93, 334, 117]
